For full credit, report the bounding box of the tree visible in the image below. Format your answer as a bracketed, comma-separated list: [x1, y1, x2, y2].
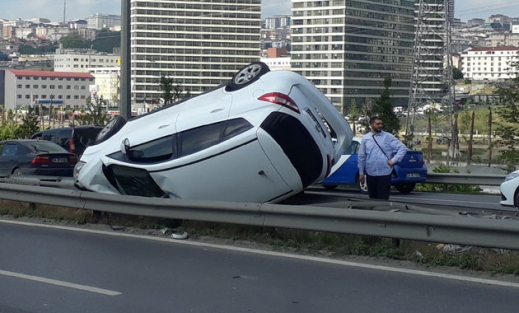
[74, 94, 111, 126]
[15, 113, 40, 139]
[372, 77, 400, 136]
[93, 29, 121, 53]
[59, 34, 91, 49]
[159, 75, 191, 106]
[453, 67, 464, 80]
[348, 99, 360, 135]
[493, 61, 519, 172]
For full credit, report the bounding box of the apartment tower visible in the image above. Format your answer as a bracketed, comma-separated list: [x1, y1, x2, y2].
[131, 0, 261, 104]
[291, 0, 416, 113]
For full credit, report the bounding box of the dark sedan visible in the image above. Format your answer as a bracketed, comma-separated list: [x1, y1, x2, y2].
[0, 139, 78, 177]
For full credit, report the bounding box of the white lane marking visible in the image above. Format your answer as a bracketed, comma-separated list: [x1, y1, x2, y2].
[0, 269, 121, 296]
[2, 219, 519, 289]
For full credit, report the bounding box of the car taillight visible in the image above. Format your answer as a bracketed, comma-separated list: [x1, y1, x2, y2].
[69, 155, 79, 164]
[258, 92, 299, 113]
[69, 137, 75, 153]
[32, 156, 50, 164]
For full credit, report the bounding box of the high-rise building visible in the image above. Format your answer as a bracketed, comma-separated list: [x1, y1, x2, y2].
[131, 0, 262, 104]
[86, 13, 121, 30]
[291, 0, 416, 113]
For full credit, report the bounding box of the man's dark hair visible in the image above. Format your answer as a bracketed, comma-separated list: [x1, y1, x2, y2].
[369, 116, 381, 125]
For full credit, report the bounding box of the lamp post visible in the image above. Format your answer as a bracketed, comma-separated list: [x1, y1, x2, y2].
[49, 94, 54, 128]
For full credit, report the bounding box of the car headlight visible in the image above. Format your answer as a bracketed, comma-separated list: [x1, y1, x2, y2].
[505, 173, 519, 182]
[74, 161, 86, 181]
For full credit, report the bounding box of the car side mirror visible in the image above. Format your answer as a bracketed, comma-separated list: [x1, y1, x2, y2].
[121, 138, 130, 155]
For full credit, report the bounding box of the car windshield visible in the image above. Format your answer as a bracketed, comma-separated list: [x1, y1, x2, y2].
[27, 141, 68, 154]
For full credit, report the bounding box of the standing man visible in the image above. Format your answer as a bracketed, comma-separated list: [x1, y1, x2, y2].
[358, 116, 407, 200]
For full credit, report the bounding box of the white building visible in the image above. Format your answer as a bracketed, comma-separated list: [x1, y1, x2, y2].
[260, 57, 291, 71]
[89, 67, 120, 107]
[86, 14, 121, 30]
[130, 0, 262, 103]
[461, 46, 519, 81]
[4, 70, 95, 111]
[54, 48, 120, 72]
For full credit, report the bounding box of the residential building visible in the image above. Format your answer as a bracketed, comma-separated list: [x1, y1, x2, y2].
[54, 47, 120, 72]
[264, 15, 291, 29]
[461, 46, 519, 81]
[131, 0, 262, 103]
[260, 48, 291, 71]
[88, 67, 120, 107]
[487, 32, 519, 47]
[291, 0, 416, 113]
[86, 14, 121, 30]
[3, 70, 95, 111]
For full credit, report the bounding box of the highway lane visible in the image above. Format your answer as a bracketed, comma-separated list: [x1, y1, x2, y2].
[300, 186, 509, 212]
[2, 219, 519, 313]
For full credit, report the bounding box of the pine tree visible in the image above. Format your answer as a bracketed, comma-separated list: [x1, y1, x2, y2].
[372, 77, 400, 136]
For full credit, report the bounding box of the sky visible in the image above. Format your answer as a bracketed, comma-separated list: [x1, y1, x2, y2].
[0, 0, 518, 22]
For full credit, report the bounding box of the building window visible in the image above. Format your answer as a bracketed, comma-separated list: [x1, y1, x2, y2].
[17, 84, 22, 88]
[50, 85, 55, 89]
[58, 95, 63, 99]
[66, 85, 71, 89]
[66, 95, 71, 99]
[33, 85, 39, 89]
[74, 95, 79, 99]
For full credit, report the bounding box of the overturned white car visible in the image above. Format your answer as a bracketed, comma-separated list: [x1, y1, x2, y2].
[74, 62, 353, 203]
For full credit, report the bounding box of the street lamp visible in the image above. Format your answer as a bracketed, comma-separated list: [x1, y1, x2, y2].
[49, 94, 54, 128]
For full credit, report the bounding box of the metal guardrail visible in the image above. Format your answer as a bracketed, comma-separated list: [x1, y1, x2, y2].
[425, 173, 506, 186]
[0, 182, 518, 250]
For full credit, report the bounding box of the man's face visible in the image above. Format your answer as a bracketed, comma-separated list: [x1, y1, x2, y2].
[370, 119, 383, 133]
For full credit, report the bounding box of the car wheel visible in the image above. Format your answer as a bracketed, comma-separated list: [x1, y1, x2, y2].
[514, 189, 519, 208]
[357, 175, 368, 194]
[395, 183, 416, 194]
[322, 184, 338, 190]
[12, 168, 22, 176]
[225, 62, 270, 91]
[95, 115, 127, 144]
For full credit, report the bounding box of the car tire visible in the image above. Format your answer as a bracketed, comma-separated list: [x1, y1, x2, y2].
[514, 189, 519, 208]
[12, 168, 22, 176]
[357, 175, 368, 194]
[95, 115, 127, 144]
[323, 184, 338, 190]
[395, 183, 416, 194]
[225, 62, 270, 91]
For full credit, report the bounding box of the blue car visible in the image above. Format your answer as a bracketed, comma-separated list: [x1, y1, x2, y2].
[320, 136, 427, 193]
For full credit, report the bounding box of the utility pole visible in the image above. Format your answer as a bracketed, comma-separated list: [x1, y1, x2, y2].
[119, 0, 131, 120]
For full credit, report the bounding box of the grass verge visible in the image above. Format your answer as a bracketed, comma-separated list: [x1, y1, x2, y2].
[2, 200, 519, 276]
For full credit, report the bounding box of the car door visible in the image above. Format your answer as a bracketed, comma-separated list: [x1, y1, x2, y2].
[0, 142, 19, 176]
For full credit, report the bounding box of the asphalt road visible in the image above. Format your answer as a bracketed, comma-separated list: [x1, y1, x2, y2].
[300, 186, 508, 212]
[2, 220, 519, 313]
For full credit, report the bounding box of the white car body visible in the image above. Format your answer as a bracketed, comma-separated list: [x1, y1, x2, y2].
[500, 169, 519, 208]
[75, 63, 353, 203]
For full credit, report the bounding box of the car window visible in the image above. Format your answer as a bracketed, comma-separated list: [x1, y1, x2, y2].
[109, 118, 252, 164]
[344, 140, 359, 155]
[223, 118, 253, 140]
[128, 135, 177, 162]
[1, 143, 18, 156]
[180, 122, 223, 156]
[26, 141, 68, 153]
[74, 128, 102, 147]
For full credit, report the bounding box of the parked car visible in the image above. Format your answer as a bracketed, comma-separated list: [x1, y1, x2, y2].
[74, 62, 353, 203]
[31, 126, 103, 157]
[0, 139, 78, 177]
[320, 136, 427, 193]
[500, 170, 519, 209]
